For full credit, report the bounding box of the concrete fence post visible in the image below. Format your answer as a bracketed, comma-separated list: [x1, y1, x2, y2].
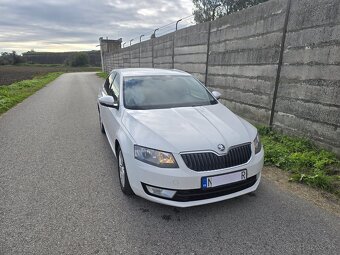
[172, 32, 175, 69]
[152, 39, 154, 68]
[269, 0, 292, 127]
[204, 22, 212, 86]
[130, 48, 132, 67]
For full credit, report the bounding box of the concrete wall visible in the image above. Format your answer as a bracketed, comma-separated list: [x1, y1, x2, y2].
[101, 0, 340, 155]
[174, 23, 210, 82]
[273, 0, 340, 153]
[154, 33, 174, 69]
[140, 40, 153, 68]
[207, 0, 288, 125]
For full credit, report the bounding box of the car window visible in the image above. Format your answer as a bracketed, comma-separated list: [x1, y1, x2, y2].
[123, 75, 217, 110]
[110, 73, 120, 100]
[108, 72, 116, 86]
[185, 80, 209, 100]
[105, 72, 116, 96]
[104, 77, 110, 94]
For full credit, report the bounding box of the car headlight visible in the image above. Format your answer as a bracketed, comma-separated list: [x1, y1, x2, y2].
[253, 133, 262, 154]
[134, 145, 178, 168]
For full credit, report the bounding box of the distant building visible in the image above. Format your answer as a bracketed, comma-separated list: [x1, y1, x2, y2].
[99, 37, 122, 53]
[99, 37, 122, 71]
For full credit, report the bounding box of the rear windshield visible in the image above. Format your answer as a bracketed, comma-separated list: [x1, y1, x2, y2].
[123, 75, 217, 110]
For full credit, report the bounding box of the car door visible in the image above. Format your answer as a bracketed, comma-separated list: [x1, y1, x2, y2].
[104, 72, 121, 148]
[100, 72, 116, 136]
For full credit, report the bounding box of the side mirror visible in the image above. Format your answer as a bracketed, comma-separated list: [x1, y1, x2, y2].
[99, 96, 117, 108]
[212, 91, 222, 100]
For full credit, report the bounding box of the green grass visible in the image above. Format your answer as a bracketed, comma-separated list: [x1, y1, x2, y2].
[0, 72, 63, 115]
[258, 126, 340, 197]
[96, 72, 108, 79]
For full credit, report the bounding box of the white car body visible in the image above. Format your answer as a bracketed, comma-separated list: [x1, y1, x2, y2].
[97, 68, 264, 207]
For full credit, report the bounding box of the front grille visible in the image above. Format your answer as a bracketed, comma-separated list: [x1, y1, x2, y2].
[181, 143, 252, 171]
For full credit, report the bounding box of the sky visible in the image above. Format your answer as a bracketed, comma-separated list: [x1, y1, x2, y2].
[0, 0, 194, 54]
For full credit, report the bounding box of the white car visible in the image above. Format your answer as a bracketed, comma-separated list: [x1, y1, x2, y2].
[97, 68, 264, 207]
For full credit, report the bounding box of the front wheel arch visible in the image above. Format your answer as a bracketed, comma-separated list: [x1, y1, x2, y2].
[97, 105, 105, 133]
[115, 140, 120, 158]
[116, 144, 134, 195]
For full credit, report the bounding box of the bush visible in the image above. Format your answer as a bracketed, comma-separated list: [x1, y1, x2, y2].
[0, 51, 25, 65]
[65, 53, 89, 67]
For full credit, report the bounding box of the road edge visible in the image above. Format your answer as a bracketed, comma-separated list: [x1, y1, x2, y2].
[262, 166, 340, 217]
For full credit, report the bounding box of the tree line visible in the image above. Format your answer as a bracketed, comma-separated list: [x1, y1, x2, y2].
[0, 51, 25, 65]
[193, 0, 269, 23]
[0, 51, 90, 67]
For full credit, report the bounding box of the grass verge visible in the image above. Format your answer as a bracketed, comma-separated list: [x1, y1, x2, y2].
[258, 126, 340, 198]
[0, 72, 63, 115]
[96, 72, 108, 79]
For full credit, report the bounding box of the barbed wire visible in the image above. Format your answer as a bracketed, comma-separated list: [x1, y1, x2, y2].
[121, 14, 195, 47]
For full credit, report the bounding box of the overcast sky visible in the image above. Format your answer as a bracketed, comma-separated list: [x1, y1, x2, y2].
[0, 0, 194, 53]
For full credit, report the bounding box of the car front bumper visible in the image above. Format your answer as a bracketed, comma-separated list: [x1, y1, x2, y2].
[124, 147, 264, 207]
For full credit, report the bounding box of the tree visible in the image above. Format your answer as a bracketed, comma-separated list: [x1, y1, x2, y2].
[193, 0, 234, 23]
[193, 0, 269, 23]
[12, 51, 24, 64]
[0, 51, 24, 65]
[65, 53, 89, 67]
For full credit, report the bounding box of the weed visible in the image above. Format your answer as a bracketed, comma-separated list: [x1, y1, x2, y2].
[96, 72, 108, 79]
[258, 126, 340, 197]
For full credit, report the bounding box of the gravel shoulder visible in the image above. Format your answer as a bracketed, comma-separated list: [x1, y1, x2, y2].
[262, 166, 340, 217]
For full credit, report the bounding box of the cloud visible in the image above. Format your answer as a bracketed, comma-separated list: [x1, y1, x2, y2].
[0, 0, 194, 53]
[137, 8, 158, 16]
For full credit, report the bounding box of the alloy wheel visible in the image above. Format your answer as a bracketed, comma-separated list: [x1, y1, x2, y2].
[119, 150, 126, 188]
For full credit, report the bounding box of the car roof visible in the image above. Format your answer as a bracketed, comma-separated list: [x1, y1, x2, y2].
[111, 68, 191, 77]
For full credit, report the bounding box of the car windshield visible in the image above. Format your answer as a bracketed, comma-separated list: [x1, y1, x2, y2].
[123, 75, 217, 110]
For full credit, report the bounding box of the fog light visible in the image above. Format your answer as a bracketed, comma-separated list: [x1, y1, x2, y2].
[146, 185, 176, 199]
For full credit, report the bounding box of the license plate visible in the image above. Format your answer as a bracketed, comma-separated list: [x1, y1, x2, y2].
[201, 170, 247, 189]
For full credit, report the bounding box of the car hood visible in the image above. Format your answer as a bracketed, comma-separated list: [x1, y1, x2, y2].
[122, 103, 256, 154]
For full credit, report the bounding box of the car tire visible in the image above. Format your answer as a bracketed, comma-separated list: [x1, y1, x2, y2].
[117, 147, 134, 195]
[98, 109, 105, 134]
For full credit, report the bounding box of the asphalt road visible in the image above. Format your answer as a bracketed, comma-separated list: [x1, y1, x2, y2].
[0, 72, 339, 255]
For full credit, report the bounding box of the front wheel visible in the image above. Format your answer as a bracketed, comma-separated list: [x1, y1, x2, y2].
[117, 147, 134, 195]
